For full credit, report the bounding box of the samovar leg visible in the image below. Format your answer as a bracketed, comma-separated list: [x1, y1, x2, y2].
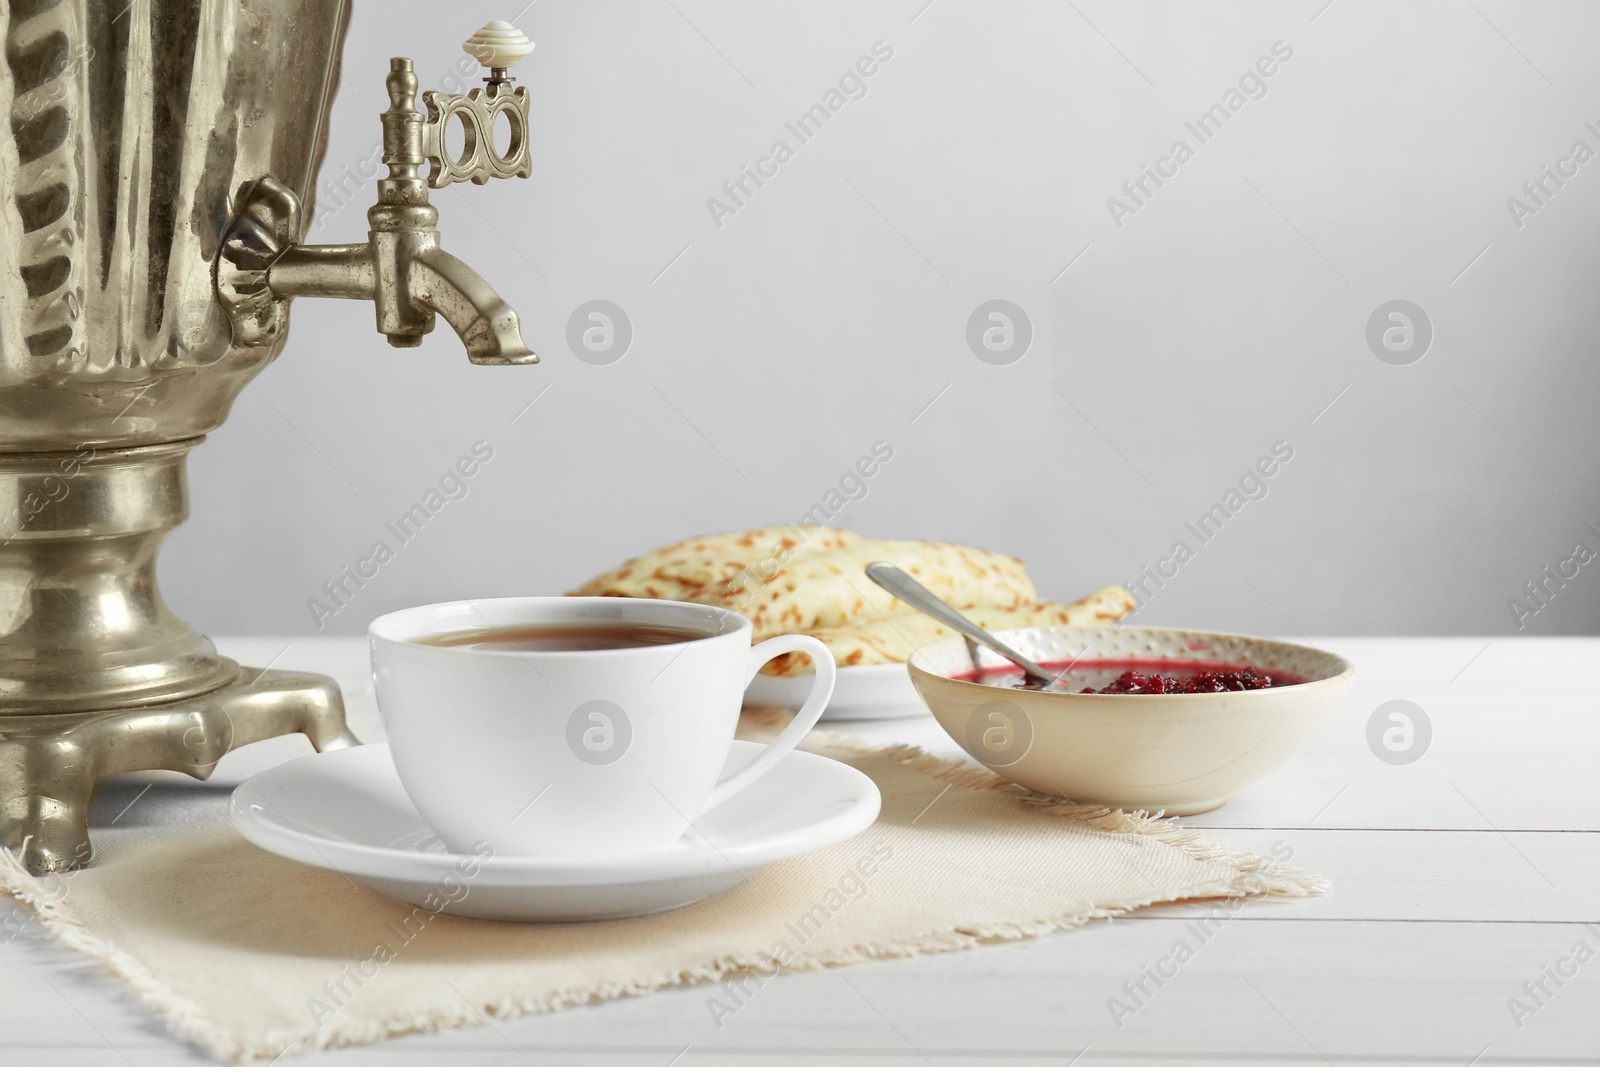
[0, 735, 98, 874]
[0, 667, 359, 875]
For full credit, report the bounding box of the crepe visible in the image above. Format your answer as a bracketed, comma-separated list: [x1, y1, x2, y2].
[569, 526, 864, 603]
[711, 539, 1036, 641]
[759, 585, 1138, 675]
[568, 526, 1134, 673]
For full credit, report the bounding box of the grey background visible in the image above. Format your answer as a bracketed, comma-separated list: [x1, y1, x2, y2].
[165, 0, 1600, 638]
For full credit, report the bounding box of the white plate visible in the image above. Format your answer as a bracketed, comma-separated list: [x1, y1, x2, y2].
[746, 663, 926, 720]
[230, 741, 880, 922]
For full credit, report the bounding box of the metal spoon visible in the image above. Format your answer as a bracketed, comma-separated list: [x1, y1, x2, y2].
[864, 562, 1062, 690]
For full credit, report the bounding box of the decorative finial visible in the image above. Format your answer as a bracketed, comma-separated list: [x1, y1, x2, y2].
[464, 21, 535, 86]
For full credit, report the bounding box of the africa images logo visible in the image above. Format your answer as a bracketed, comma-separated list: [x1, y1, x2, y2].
[567, 699, 631, 765]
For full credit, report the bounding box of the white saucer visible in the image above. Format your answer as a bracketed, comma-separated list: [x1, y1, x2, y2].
[746, 663, 927, 720]
[229, 741, 880, 922]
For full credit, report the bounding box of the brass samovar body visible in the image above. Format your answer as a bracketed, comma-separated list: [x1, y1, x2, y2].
[0, 3, 536, 872]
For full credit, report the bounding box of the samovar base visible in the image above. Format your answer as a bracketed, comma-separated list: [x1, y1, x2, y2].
[0, 665, 357, 875]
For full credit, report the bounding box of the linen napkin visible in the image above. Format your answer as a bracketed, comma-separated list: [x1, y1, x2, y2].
[0, 717, 1323, 1063]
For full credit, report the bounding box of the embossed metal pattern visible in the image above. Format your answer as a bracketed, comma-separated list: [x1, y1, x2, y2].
[422, 86, 533, 186]
[0, 0, 352, 452]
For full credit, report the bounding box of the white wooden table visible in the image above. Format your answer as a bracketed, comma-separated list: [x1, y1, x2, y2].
[2, 636, 1595, 1066]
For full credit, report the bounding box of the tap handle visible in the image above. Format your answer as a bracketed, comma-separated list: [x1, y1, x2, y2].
[420, 21, 534, 188]
[463, 21, 536, 82]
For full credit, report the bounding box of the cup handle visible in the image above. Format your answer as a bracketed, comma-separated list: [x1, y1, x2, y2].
[696, 634, 836, 815]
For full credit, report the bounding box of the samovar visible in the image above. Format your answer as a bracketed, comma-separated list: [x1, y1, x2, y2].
[0, 3, 538, 873]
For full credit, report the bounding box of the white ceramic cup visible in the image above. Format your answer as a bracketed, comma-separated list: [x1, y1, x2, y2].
[369, 597, 835, 858]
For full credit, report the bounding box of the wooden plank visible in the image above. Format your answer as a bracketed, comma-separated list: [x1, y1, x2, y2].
[1123, 827, 1600, 923]
[324, 917, 1600, 1063]
[11, 911, 1588, 1064]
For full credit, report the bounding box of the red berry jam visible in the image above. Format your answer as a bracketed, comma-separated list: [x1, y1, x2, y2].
[952, 658, 1305, 693]
[1084, 666, 1277, 694]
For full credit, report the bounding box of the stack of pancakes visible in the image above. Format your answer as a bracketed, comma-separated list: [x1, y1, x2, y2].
[570, 526, 1134, 675]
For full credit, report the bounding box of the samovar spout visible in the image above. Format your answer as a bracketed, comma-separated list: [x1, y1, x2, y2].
[407, 245, 534, 365]
[263, 235, 536, 365]
[217, 42, 538, 365]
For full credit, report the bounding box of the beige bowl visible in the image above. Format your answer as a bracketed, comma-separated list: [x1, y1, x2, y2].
[908, 626, 1354, 815]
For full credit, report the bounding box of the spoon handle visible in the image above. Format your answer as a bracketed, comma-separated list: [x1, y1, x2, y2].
[864, 562, 1059, 688]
